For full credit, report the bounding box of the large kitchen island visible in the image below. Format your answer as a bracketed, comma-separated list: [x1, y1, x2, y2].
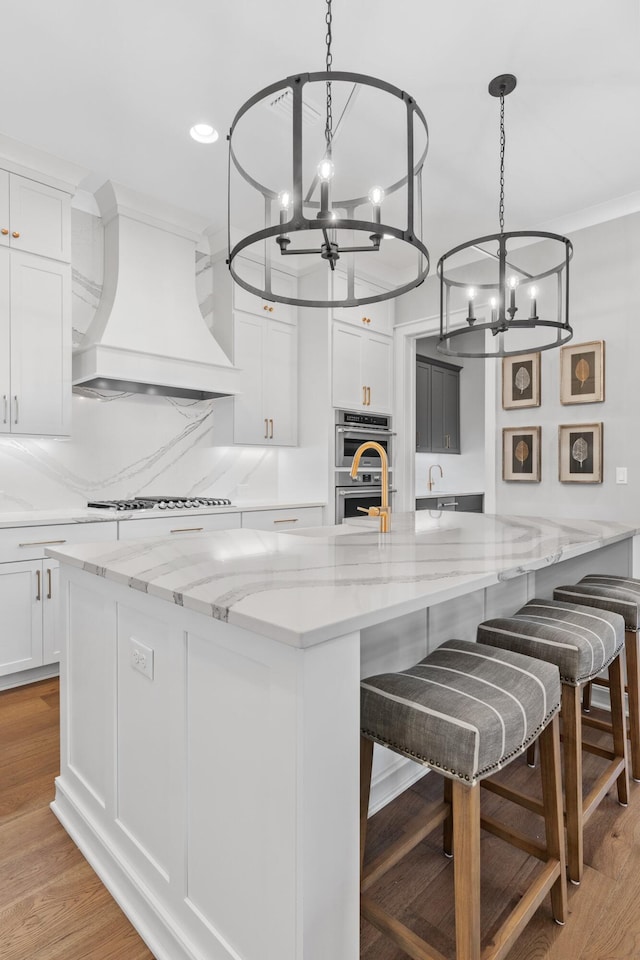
[48, 512, 639, 960]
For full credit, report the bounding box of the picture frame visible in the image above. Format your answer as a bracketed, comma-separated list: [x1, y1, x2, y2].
[560, 340, 605, 404]
[558, 422, 603, 483]
[502, 426, 541, 482]
[502, 352, 541, 410]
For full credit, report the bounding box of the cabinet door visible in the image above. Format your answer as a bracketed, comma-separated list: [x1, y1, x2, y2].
[10, 252, 71, 436]
[0, 170, 8, 249]
[363, 333, 393, 414]
[0, 247, 10, 435]
[416, 361, 431, 452]
[233, 258, 296, 324]
[264, 319, 297, 445]
[9, 174, 71, 262]
[332, 275, 393, 334]
[233, 312, 268, 444]
[442, 368, 460, 453]
[332, 323, 365, 409]
[42, 560, 60, 664]
[0, 560, 43, 676]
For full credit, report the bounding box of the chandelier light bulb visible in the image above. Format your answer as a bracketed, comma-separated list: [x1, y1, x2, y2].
[507, 276, 519, 290]
[466, 287, 476, 323]
[278, 190, 292, 210]
[529, 286, 537, 299]
[489, 296, 498, 323]
[317, 158, 335, 182]
[368, 185, 385, 206]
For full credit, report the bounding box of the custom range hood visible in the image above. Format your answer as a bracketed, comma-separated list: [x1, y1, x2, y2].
[72, 180, 239, 400]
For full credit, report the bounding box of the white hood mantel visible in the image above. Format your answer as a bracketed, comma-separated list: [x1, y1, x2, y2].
[72, 180, 239, 400]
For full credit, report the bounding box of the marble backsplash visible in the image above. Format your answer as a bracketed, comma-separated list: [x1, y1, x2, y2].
[0, 209, 278, 510]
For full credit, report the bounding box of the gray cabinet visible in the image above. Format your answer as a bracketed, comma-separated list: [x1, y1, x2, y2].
[416, 494, 484, 513]
[416, 356, 460, 454]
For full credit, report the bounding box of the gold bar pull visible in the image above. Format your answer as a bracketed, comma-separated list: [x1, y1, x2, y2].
[264, 418, 269, 439]
[13, 395, 18, 424]
[47, 568, 52, 599]
[273, 518, 299, 524]
[170, 527, 204, 534]
[36, 569, 41, 601]
[362, 386, 366, 406]
[2, 395, 6, 424]
[269, 418, 274, 439]
[366, 386, 371, 406]
[19, 539, 67, 547]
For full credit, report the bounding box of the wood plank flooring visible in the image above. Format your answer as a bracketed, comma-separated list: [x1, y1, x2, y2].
[2, 678, 640, 960]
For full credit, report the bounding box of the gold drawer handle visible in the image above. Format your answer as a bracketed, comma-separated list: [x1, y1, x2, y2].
[36, 569, 41, 601]
[273, 518, 299, 523]
[19, 539, 67, 547]
[170, 527, 204, 533]
[12, 231, 20, 239]
[1, 228, 8, 236]
[47, 568, 53, 599]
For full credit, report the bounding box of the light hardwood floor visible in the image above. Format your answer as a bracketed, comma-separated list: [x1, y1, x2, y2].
[2, 679, 640, 960]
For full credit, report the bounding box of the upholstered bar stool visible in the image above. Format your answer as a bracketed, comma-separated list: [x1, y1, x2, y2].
[360, 639, 566, 960]
[478, 598, 628, 885]
[554, 575, 640, 782]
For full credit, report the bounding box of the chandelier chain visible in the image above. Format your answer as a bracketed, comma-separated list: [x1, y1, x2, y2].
[324, 0, 333, 157]
[499, 89, 505, 233]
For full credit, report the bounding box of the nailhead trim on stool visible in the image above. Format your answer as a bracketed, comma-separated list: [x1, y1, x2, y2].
[554, 574, 640, 782]
[478, 598, 629, 885]
[360, 639, 567, 960]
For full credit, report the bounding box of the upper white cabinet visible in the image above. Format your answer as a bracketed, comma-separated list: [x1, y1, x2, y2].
[332, 322, 393, 414]
[0, 170, 71, 262]
[233, 312, 297, 445]
[233, 257, 296, 325]
[331, 273, 394, 335]
[0, 247, 71, 436]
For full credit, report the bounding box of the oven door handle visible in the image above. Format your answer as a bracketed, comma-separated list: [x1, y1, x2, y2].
[338, 488, 397, 496]
[336, 427, 396, 436]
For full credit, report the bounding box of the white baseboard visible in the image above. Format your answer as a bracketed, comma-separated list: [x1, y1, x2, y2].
[369, 753, 428, 816]
[0, 663, 59, 691]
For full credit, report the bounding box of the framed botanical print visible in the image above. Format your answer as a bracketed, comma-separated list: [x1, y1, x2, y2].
[502, 352, 541, 410]
[560, 340, 605, 404]
[558, 423, 603, 483]
[502, 426, 541, 482]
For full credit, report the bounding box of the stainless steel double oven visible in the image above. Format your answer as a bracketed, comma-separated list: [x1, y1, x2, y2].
[334, 409, 394, 523]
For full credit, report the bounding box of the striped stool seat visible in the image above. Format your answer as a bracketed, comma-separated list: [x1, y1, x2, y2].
[360, 640, 567, 960]
[555, 574, 640, 781]
[478, 598, 629, 884]
[361, 639, 561, 784]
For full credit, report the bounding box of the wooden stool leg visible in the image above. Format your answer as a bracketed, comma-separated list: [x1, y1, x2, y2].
[360, 736, 374, 880]
[608, 655, 630, 806]
[582, 681, 592, 713]
[562, 683, 584, 885]
[538, 715, 568, 924]
[526, 742, 536, 767]
[443, 778, 453, 857]
[452, 780, 481, 960]
[624, 629, 640, 781]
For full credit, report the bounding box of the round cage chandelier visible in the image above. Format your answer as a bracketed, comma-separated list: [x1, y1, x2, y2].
[227, 0, 430, 308]
[437, 74, 573, 359]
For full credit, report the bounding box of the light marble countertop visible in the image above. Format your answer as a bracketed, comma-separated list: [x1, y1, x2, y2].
[0, 500, 326, 529]
[46, 512, 639, 648]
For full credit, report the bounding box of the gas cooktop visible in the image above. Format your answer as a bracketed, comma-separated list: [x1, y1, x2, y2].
[87, 496, 233, 511]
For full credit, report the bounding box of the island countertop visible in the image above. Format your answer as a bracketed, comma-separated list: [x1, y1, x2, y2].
[46, 511, 639, 648]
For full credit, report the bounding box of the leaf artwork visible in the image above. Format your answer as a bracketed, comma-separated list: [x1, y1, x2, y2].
[514, 366, 531, 395]
[515, 440, 529, 466]
[572, 437, 589, 468]
[574, 358, 590, 390]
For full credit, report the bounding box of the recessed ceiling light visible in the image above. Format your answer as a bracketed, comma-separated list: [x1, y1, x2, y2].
[189, 123, 219, 144]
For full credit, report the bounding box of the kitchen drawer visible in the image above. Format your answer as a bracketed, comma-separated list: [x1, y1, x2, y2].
[416, 495, 484, 513]
[117, 512, 241, 540]
[241, 507, 324, 531]
[0, 520, 118, 563]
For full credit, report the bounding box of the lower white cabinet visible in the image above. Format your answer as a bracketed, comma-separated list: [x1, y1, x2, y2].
[241, 506, 324, 531]
[332, 322, 393, 414]
[117, 512, 241, 540]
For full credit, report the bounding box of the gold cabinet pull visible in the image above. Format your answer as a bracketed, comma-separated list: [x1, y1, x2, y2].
[362, 385, 366, 405]
[12, 231, 20, 239]
[1, 228, 8, 236]
[13, 395, 18, 424]
[170, 527, 204, 534]
[263, 304, 275, 312]
[366, 386, 371, 406]
[47, 568, 52, 599]
[2, 395, 6, 424]
[19, 538, 67, 547]
[264, 417, 269, 439]
[273, 517, 299, 524]
[269, 418, 274, 439]
[36, 569, 41, 601]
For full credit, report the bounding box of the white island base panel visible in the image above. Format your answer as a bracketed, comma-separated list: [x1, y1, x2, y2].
[49, 516, 637, 960]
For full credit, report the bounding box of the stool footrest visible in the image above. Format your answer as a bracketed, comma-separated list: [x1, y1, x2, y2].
[583, 758, 626, 823]
[480, 777, 545, 817]
[480, 860, 562, 960]
[582, 714, 614, 734]
[361, 896, 448, 960]
[480, 813, 548, 861]
[361, 800, 449, 893]
[582, 741, 616, 762]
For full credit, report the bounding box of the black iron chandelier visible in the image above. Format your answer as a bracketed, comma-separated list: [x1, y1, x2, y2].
[227, 0, 430, 308]
[437, 74, 573, 358]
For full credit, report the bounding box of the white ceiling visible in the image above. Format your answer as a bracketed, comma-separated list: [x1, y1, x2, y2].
[1, 0, 639, 261]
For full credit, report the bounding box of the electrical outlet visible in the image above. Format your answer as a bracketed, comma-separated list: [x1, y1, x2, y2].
[129, 637, 154, 679]
[616, 467, 628, 484]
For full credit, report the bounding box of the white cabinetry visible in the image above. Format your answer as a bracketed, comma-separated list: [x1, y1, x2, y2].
[0, 521, 117, 682]
[0, 161, 73, 437]
[117, 512, 241, 540]
[241, 506, 324, 530]
[332, 321, 393, 414]
[331, 273, 394, 335]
